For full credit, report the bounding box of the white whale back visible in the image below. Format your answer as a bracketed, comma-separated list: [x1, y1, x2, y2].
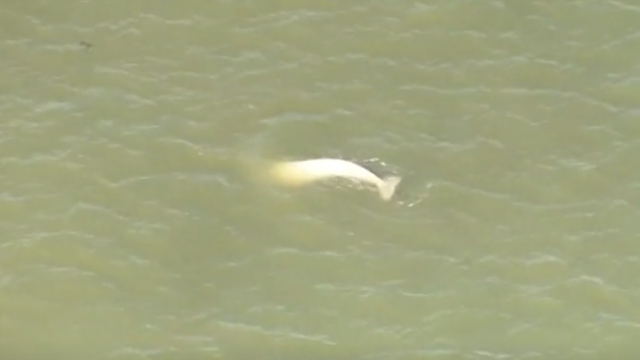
[269, 158, 401, 200]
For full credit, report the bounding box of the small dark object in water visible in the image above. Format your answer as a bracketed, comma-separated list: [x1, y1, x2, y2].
[79, 41, 92, 49]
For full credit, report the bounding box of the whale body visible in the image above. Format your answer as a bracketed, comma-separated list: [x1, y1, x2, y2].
[269, 158, 401, 200]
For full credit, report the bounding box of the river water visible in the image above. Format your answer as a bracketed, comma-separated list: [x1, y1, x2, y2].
[2, 1, 640, 359]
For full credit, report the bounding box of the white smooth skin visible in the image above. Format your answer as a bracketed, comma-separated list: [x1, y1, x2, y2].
[269, 158, 401, 200]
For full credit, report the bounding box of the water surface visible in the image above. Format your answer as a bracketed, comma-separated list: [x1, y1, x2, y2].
[1, 0, 640, 359]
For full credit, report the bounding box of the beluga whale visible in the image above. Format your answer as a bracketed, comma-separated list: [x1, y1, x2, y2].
[269, 158, 401, 201]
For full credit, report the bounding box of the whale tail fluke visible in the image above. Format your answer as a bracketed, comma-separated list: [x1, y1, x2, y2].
[378, 176, 402, 201]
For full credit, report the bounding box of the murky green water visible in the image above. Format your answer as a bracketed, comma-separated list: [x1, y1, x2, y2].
[2, 0, 640, 359]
